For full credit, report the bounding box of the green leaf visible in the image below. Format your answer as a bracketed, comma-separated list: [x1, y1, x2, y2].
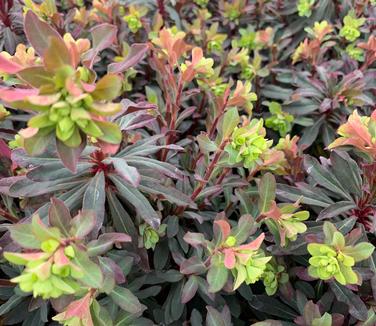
[70, 211, 96, 238]
[317, 201, 357, 221]
[206, 306, 226, 326]
[8, 223, 41, 249]
[43, 36, 71, 72]
[342, 242, 375, 262]
[207, 262, 228, 293]
[258, 173, 276, 213]
[181, 276, 199, 304]
[95, 120, 122, 144]
[48, 197, 71, 237]
[17, 66, 54, 88]
[110, 286, 143, 314]
[0, 295, 24, 316]
[220, 107, 240, 138]
[72, 247, 103, 289]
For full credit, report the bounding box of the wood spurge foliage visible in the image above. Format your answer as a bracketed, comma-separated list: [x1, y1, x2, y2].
[0, 0, 375, 325]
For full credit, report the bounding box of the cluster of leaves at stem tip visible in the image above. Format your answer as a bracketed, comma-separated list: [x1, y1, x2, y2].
[0, 0, 375, 325]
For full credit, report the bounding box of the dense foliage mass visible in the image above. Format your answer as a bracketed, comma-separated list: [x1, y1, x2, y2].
[0, 0, 375, 325]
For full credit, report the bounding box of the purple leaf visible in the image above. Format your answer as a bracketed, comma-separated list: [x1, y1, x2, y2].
[108, 43, 149, 73]
[56, 138, 86, 173]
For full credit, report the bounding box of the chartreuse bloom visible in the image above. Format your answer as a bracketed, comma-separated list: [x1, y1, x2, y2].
[139, 223, 167, 250]
[297, 0, 315, 17]
[4, 215, 83, 299]
[345, 44, 364, 61]
[0, 104, 9, 120]
[194, 0, 209, 8]
[123, 5, 148, 33]
[262, 260, 289, 296]
[307, 222, 374, 285]
[225, 119, 272, 169]
[340, 11, 365, 42]
[265, 101, 294, 136]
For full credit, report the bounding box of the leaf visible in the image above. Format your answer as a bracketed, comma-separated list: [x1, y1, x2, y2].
[220, 107, 240, 138]
[206, 306, 228, 326]
[83, 172, 106, 234]
[72, 247, 103, 289]
[110, 286, 143, 314]
[180, 256, 207, 275]
[95, 120, 122, 144]
[181, 276, 199, 303]
[299, 116, 324, 148]
[48, 197, 72, 237]
[56, 137, 86, 173]
[0, 295, 24, 316]
[258, 173, 276, 213]
[329, 282, 368, 321]
[70, 210, 96, 238]
[110, 175, 160, 229]
[317, 201, 357, 221]
[304, 156, 352, 201]
[24, 10, 63, 57]
[92, 74, 122, 101]
[43, 36, 71, 71]
[17, 66, 54, 88]
[111, 157, 141, 187]
[230, 214, 255, 243]
[108, 43, 149, 73]
[0, 54, 23, 73]
[87, 233, 131, 256]
[207, 263, 228, 293]
[8, 223, 41, 249]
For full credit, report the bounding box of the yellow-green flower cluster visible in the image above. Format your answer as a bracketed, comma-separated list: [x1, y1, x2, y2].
[262, 262, 289, 296]
[123, 6, 148, 33]
[307, 223, 374, 285]
[194, 0, 209, 8]
[4, 239, 82, 299]
[345, 44, 364, 61]
[297, 0, 315, 17]
[265, 102, 294, 136]
[225, 119, 272, 169]
[139, 224, 166, 250]
[340, 11, 365, 42]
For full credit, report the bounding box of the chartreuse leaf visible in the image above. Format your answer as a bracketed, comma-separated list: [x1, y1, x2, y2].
[72, 247, 103, 289]
[207, 256, 228, 293]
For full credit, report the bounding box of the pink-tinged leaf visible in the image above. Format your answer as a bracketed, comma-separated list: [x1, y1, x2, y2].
[108, 43, 149, 73]
[237, 233, 265, 251]
[214, 220, 231, 240]
[180, 256, 207, 275]
[96, 140, 120, 155]
[119, 99, 157, 116]
[56, 137, 86, 173]
[82, 24, 118, 68]
[54, 247, 70, 267]
[99, 257, 126, 285]
[223, 249, 236, 269]
[53, 292, 93, 326]
[111, 157, 140, 187]
[28, 93, 61, 106]
[0, 54, 23, 73]
[24, 11, 63, 57]
[0, 139, 11, 159]
[81, 82, 96, 93]
[49, 198, 72, 237]
[0, 88, 39, 102]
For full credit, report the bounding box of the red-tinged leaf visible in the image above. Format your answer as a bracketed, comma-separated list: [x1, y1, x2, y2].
[54, 247, 70, 266]
[31, 214, 61, 241]
[0, 54, 23, 73]
[223, 249, 236, 269]
[4, 251, 49, 265]
[87, 233, 131, 256]
[0, 139, 11, 159]
[108, 43, 149, 73]
[56, 137, 86, 173]
[17, 66, 54, 88]
[28, 93, 61, 106]
[24, 11, 63, 57]
[181, 276, 199, 304]
[49, 198, 72, 237]
[0, 88, 38, 102]
[53, 292, 93, 326]
[70, 210, 96, 238]
[44, 36, 72, 71]
[237, 233, 265, 251]
[214, 220, 231, 240]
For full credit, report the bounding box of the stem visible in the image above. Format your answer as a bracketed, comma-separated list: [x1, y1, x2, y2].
[191, 139, 229, 201]
[0, 207, 18, 223]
